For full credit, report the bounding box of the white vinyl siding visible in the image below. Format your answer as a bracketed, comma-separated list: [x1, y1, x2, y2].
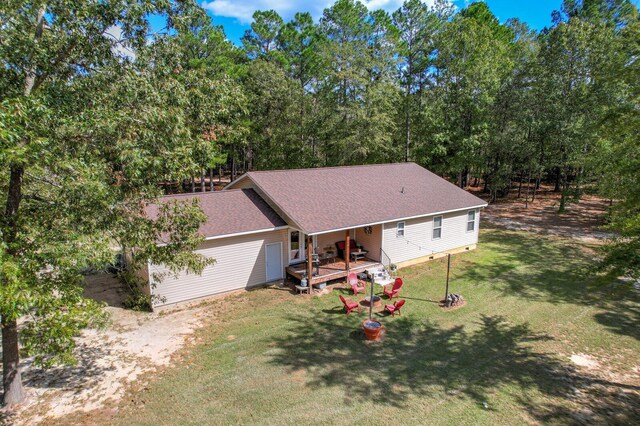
[355, 224, 382, 261]
[382, 210, 480, 264]
[148, 229, 287, 307]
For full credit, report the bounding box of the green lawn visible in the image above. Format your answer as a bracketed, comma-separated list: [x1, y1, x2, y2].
[114, 228, 639, 425]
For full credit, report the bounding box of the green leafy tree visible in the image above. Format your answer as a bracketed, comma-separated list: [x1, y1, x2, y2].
[586, 2, 640, 278]
[393, 0, 438, 162]
[0, 0, 216, 406]
[424, 2, 514, 186]
[317, 0, 399, 165]
[241, 10, 285, 62]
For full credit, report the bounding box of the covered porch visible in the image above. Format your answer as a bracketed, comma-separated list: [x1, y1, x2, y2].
[285, 225, 384, 290]
[286, 258, 381, 286]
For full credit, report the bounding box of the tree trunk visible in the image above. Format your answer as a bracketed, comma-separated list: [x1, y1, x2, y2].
[559, 173, 568, 213]
[554, 167, 561, 192]
[200, 171, 205, 192]
[404, 98, 410, 162]
[209, 168, 214, 191]
[231, 148, 236, 182]
[524, 170, 531, 209]
[517, 174, 523, 199]
[2, 4, 46, 405]
[532, 173, 541, 202]
[23, 6, 46, 97]
[2, 165, 25, 406]
[2, 319, 24, 406]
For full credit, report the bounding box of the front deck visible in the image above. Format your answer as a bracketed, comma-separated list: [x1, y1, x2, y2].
[286, 258, 382, 286]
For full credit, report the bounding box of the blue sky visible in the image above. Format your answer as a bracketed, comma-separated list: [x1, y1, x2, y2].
[195, 0, 563, 45]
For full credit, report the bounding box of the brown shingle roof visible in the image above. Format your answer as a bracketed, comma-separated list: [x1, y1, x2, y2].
[234, 163, 486, 234]
[147, 189, 286, 238]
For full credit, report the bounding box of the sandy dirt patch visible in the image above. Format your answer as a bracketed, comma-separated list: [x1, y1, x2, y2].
[469, 183, 613, 243]
[1, 273, 222, 425]
[570, 354, 600, 369]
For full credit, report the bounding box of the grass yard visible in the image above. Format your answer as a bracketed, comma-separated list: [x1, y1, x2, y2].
[107, 228, 639, 425]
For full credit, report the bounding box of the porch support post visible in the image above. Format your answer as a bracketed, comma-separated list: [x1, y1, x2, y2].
[345, 230, 350, 272]
[306, 235, 313, 293]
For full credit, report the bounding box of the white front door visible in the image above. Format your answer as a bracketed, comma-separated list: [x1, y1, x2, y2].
[265, 242, 283, 281]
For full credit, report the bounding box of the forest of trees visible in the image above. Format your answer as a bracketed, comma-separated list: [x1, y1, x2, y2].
[0, 0, 638, 406]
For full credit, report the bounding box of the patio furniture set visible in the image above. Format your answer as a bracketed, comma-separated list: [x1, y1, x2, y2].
[335, 239, 369, 264]
[340, 269, 406, 317]
[292, 239, 374, 294]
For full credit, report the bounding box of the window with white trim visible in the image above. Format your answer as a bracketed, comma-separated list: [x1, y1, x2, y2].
[467, 210, 476, 232]
[396, 222, 405, 238]
[432, 216, 442, 239]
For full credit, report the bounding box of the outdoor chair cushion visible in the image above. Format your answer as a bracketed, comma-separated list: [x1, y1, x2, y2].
[335, 240, 359, 260]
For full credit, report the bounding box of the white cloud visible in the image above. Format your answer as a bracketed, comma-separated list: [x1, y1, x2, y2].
[202, 0, 437, 24]
[104, 25, 136, 60]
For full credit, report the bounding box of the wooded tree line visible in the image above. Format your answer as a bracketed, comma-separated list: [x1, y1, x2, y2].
[0, 0, 638, 407]
[228, 0, 637, 212]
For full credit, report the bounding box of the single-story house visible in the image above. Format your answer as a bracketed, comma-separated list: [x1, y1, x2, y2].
[140, 163, 487, 307]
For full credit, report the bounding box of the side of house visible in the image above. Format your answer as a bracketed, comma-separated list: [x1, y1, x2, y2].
[149, 229, 287, 306]
[141, 163, 487, 308]
[381, 208, 480, 267]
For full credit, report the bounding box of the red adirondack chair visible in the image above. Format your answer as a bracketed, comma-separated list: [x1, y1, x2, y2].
[348, 272, 365, 296]
[383, 278, 403, 300]
[339, 294, 360, 315]
[384, 299, 406, 316]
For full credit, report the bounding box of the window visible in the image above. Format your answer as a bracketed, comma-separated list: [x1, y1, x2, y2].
[467, 210, 476, 232]
[396, 222, 405, 238]
[432, 216, 442, 239]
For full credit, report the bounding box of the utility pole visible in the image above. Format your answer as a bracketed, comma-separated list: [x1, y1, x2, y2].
[444, 253, 451, 301]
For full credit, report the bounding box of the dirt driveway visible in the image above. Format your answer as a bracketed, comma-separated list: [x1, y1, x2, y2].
[1, 273, 223, 425]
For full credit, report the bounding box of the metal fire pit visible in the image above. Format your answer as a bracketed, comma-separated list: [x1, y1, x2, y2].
[362, 295, 382, 307]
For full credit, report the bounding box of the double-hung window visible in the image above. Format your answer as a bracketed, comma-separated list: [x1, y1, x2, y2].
[396, 222, 405, 238]
[432, 216, 443, 239]
[467, 210, 476, 232]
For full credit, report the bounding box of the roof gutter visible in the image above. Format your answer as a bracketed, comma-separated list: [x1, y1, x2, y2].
[307, 203, 488, 236]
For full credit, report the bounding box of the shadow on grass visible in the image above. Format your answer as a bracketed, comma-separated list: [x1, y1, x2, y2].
[593, 297, 640, 340]
[458, 229, 640, 340]
[459, 230, 595, 304]
[269, 313, 640, 423]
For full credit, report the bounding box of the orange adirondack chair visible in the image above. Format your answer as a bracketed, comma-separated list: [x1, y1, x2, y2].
[383, 278, 403, 300]
[384, 299, 406, 316]
[348, 272, 366, 296]
[339, 295, 360, 315]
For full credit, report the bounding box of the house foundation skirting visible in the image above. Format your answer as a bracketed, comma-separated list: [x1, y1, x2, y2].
[395, 244, 477, 269]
